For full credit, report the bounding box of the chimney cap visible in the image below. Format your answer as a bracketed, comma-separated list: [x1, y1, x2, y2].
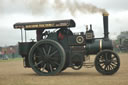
[103, 12, 109, 16]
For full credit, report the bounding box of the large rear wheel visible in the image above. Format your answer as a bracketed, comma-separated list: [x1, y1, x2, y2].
[95, 50, 120, 75]
[29, 39, 66, 76]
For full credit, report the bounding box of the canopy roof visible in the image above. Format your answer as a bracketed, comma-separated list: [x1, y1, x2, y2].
[14, 19, 76, 30]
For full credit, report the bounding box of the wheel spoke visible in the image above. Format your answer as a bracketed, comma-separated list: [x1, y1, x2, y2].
[49, 50, 58, 57]
[110, 63, 116, 68]
[52, 61, 59, 66]
[36, 47, 44, 56]
[47, 46, 52, 55]
[106, 65, 109, 70]
[42, 64, 46, 72]
[108, 65, 111, 70]
[104, 65, 107, 70]
[111, 55, 116, 59]
[107, 65, 110, 70]
[109, 65, 113, 70]
[49, 59, 59, 66]
[111, 61, 117, 65]
[42, 48, 47, 56]
[100, 64, 105, 67]
[49, 64, 53, 72]
[107, 65, 110, 71]
[98, 61, 105, 64]
[112, 60, 117, 63]
[34, 60, 43, 67]
[110, 64, 114, 69]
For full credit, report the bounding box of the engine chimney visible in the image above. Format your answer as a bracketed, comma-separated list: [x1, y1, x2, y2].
[103, 12, 109, 39]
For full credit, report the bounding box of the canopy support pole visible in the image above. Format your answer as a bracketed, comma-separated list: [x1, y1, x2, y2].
[21, 29, 23, 42]
[25, 30, 27, 42]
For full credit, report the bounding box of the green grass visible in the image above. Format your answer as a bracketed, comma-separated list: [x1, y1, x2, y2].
[0, 57, 22, 62]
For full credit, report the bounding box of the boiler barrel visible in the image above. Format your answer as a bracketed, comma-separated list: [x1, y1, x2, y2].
[85, 39, 113, 54]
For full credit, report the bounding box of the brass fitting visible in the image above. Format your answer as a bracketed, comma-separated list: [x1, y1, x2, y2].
[103, 12, 109, 16]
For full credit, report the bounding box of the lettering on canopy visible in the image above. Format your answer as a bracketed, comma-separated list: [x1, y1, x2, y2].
[25, 23, 69, 29]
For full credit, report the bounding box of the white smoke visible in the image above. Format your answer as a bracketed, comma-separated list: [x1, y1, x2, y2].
[0, 0, 107, 16]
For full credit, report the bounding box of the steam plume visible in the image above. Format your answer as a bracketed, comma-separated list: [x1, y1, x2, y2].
[54, 0, 107, 16]
[0, 0, 108, 16]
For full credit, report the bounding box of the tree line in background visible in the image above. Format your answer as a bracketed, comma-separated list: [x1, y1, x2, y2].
[113, 31, 128, 52]
[0, 45, 20, 60]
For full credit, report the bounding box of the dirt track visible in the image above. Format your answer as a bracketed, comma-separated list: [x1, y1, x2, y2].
[0, 53, 128, 85]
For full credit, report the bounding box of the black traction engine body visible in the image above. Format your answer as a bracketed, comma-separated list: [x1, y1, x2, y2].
[13, 13, 120, 76]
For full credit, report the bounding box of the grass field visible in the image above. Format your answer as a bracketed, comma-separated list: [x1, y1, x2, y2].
[0, 53, 128, 85]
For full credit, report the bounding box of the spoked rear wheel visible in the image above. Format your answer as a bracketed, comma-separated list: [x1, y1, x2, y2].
[29, 39, 66, 76]
[95, 50, 120, 75]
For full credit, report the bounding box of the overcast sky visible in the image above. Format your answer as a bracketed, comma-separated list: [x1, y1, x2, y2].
[0, 0, 128, 46]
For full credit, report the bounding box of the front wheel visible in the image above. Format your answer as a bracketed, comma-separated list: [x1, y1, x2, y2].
[95, 50, 120, 75]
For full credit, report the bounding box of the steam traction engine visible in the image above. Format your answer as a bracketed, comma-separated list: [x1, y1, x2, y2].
[13, 13, 120, 76]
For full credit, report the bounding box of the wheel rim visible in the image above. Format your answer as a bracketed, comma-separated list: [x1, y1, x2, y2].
[95, 50, 120, 75]
[29, 39, 65, 76]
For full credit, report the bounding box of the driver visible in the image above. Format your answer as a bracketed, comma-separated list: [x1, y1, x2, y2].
[36, 29, 44, 41]
[57, 28, 73, 40]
